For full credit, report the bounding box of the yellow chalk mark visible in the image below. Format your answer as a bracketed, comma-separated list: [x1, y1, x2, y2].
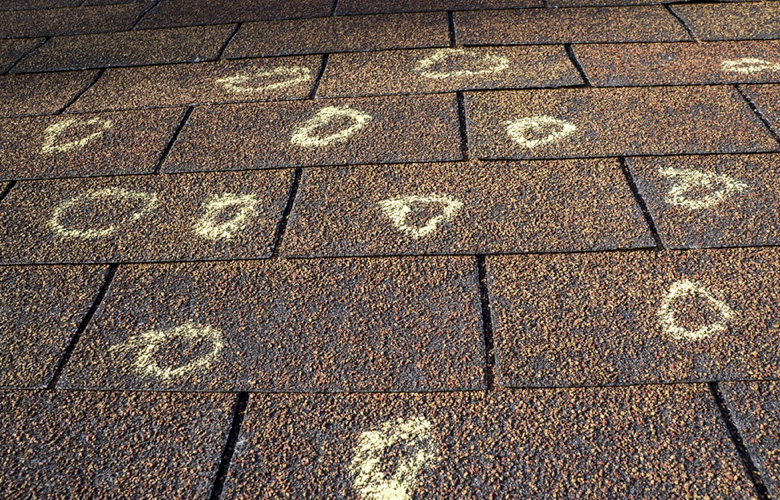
[411, 48, 509, 79]
[41, 117, 113, 154]
[290, 105, 372, 147]
[110, 321, 224, 381]
[721, 58, 780, 74]
[349, 416, 438, 500]
[193, 193, 259, 241]
[48, 187, 157, 240]
[505, 115, 576, 149]
[657, 279, 735, 341]
[659, 167, 748, 210]
[378, 194, 463, 240]
[215, 65, 312, 93]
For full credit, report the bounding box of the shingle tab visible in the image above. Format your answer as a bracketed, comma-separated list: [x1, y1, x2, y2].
[0, 38, 43, 73]
[335, 0, 542, 15]
[742, 83, 780, 136]
[671, 2, 780, 41]
[138, 0, 331, 28]
[0, 70, 98, 117]
[0, 3, 147, 38]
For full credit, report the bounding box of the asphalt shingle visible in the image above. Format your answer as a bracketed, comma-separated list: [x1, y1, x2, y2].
[671, 2, 780, 41]
[0, 70, 98, 117]
[0, 38, 43, 72]
[0, 3, 147, 38]
[137, 0, 332, 28]
[741, 83, 780, 136]
[335, 0, 542, 15]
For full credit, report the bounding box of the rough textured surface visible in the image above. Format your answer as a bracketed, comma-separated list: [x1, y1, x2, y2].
[0, 70, 98, 117]
[138, 0, 332, 28]
[0, 265, 106, 387]
[455, 6, 690, 45]
[12, 25, 235, 72]
[61, 257, 484, 392]
[722, 381, 780, 498]
[0, 170, 292, 263]
[0, 38, 42, 73]
[742, 84, 780, 136]
[163, 95, 461, 173]
[0, 390, 233, 498]
[489, 248, 780, 387]
[466, 87, 778, 159]
[671, 2, 780, 41]
[629, 154, 780, 249]
[0, 108, 183, 180]
[224, 386, 754, 498]
[576, 40, 780, 86]
[318, 45, 582, 97]
[335, 0, 542, 14]
[70, 56, 322, 112]
[0, 3, 147, 38]
[224, 12, 448, 58]
[0, 0, 79, 9]
[282, 160, 653, 257]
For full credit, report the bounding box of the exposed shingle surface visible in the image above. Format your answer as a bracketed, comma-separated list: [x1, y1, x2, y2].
[741, 83, 780, 136]
[0, 70, 98, 117]
[0, 3, 148, 38]
[0, 38, 43, 72]
[335, 0, 542, 14]
[671, 1, 780, 41]
[137, 0, 332, 28]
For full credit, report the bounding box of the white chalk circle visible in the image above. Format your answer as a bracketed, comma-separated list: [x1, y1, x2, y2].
[215, 65, 312, 93]
[110, 321, 224, 381]
[290, 105, 372, 148]
[411, 48, 509, 79]
[41, 117, 113, 154]
[349, 416, 438, 500]
[378, 194, 464, 240]
[193, 193, 260, 241]
[505, 115, 576, 149]
[657, 279, 735, 341]
[721, 58, 780, 74]
[659, 167, 749, 211]
[48, 187, 158, 240]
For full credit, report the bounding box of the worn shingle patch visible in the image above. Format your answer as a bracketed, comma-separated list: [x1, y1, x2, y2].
[0, 108, 182, 180]
[282, 160, 652, 257]
[576, 40, 780, 86]
[455, 6, 690, 45]
[224, 12, 448, 58]
[741, 84, 780, 136]
[70, 56, 321, 112]
[671, 2, 780, 41]
[0, 390, 232, 498]
[0, 70, 98, 117]
[0, 265, 107, 388]
[489, 248, 780, 387]
[466, 86, 778, 159]
[722, 381, 780, 498]
[335, 0, 541, 15]
[60, 257, 484, 392]
[0, 170, 292, 263]
[0, 38, 43, 72]
[0, 3, 147, 38]
[163, 95, 461, 173]
[138, 0, 331, 28]
[223, 386, 752, 498]
[318, 45, 582, 97]
[12, 25, 235, 72]
[629, 154, 780, 249]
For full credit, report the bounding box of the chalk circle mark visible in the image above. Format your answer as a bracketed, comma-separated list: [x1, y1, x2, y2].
[290, 105, 372, 148]
[41, 117, 113, 154]
[110, 321, 225, 381]
[721, 58, 780, 74]
[216, 65, 312, 93]
[193, 193, 260, 241]
[411, 48, 509, 79]
[505, 115, 576, 149]
[349, 416, 438, 500]
[659, 167, 748, 211]
[657, 279, 735, 341]
[48, 187, 158, 240]
[378, 194, 464, 240]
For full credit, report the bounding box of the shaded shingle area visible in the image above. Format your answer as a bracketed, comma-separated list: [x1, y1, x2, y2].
[0, 108, 183, 181]
[671, 2, 780, 41]
[12, 25, 235, 72]
[741, 84, 780, 137]
[223, 386, 753, 498]
[0, 390, 232, 498]
[0, 70, 98, 117]
[335, 0, 541, 15]
[455, 6, 691, 45]
[575, 40, 780, 87]
[60, 258, 485, 392]
[69, 56, 322, 112]
[318, 45, 582, 97]
[163, 95, 462, 173]
[0, 0, 79, 10]
[722, 381, 780, 498]
[0, 3, 148, 38]
[489, 248, 780, 387]
[224, 13, 448, 58]
[281, 160, 653, 257]
[629, 154, 780, 249]
[0, 38, 43, 73]
[138, 0, 331, 28]
[465, 86, 778, 159]
[0, 170, 292, 263]
[0, 265, 107, 388]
